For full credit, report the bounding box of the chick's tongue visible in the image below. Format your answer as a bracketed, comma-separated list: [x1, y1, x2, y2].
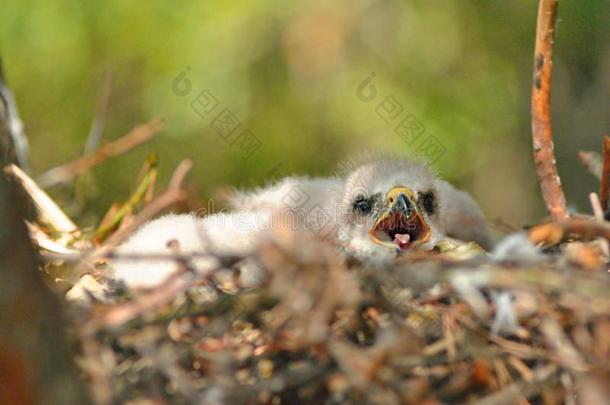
[394, 233, 411, 249]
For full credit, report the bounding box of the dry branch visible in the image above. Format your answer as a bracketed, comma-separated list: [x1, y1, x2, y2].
[0, 63, 30, 171]
[528, 217, 610, 246]
[99, 271, 198, 329]
[5, 164, 78, 233]
[599, 135, 610, 210]
[84, 73, 112, 154]
[84, 159, 192, 265]
[578, 150, 603, 179]
[473, 365, 558, 405]
[94, 155, 158, 241]
[531, 0, 568, 221]
[37, 118, 164, 188]
[589, 192, 604, 220]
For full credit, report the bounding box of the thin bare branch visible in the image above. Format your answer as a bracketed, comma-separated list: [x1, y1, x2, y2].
[599, 135, 610, 210]
[531, 0, 568, 221]
[528, 217, 610, 246]
[84, 159, 192, 264]
[589, 192, 604, 220]
[98, 271, 197, 329]
[587, 192, 609, 255]
[37, 118, 164, 188]
[84, 73, 113, 154]
[473, 365, 558, 405]
[5, 164, 78, 233]
[577, 150, 603, 180]
[93, 155, 158, 241]
[169, 158, 193, 191]
[0, 64, 30, 171]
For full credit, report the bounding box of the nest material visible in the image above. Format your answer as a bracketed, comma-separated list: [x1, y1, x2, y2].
[62, 228, 610, 405]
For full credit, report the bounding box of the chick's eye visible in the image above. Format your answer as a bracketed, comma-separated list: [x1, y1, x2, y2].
[419, 191, 436, 215]
[352, 195, 372, 214]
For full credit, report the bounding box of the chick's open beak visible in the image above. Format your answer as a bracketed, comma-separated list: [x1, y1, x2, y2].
[368, 186, 431, 250]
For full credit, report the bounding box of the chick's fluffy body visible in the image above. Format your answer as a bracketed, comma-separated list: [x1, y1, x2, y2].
[111, 157, 491, 288]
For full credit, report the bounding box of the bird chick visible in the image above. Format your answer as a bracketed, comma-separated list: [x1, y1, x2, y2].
[231, 157, 492, 257]
[334, 158, 445, 261]
[110, 157, 491, 288]
[332, 158, 491, 262]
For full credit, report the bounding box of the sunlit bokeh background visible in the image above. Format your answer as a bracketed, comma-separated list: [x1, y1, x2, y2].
[2, 0, 609, 230]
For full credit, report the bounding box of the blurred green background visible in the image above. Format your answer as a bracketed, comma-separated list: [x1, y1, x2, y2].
[1, 0, 609, 229]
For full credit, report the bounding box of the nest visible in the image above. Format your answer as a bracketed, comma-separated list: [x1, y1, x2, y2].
[6, 137, 610, 404]
[41, 204, 610, 404]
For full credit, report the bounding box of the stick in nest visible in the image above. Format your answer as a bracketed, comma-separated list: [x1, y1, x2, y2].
[531, 0, 568, 222]
[80, 159, 192, 270]
[528, 218, 610, 246]
[599, 135, 610, 212]
[5, 164, 78, 234]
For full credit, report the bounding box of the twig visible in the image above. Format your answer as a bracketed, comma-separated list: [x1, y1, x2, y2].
[451, 266, 610, 305]
[442, 312, 457, 361]
[531, 0, 568, 221]
[589, 192, 604, 220]
[507, 356, 535, 382]
[37, 118, 164, 188]
[98, 266, 197, 329]
[473, 365, 558, 405]
[4, 164, 78, 233]
[40, 250, 237, 263]
[0, 63, 30, 172]
[488, 334, 545, 360]
[144, 168, 157, 204]
[94, 154, 157, 233]
[487, 217, 519, 234]
[93, 155, 158, 241]
[599, 135, 610, 210]
[94, 190, 186, 259]
[27, 221, 79, 254]
[528, 218, 610, 246]
[95, 241, 242, 329]
[169, 158, 193, 191]
[587, 192, 609, 256]
[77, 324, 115, 405]
[578, 151, 603, 180]
[540, 318, 588, 372]
[84, 73, 113, 154]
[85, 159, 192, 263]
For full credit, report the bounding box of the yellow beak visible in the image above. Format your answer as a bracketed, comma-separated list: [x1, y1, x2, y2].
[368, 186, 431, 250]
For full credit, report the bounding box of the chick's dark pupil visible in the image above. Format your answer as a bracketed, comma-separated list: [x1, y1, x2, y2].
[353, 196, 371, 213]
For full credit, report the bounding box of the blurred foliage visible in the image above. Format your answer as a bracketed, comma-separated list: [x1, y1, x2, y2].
[1, 0, 609, 228]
